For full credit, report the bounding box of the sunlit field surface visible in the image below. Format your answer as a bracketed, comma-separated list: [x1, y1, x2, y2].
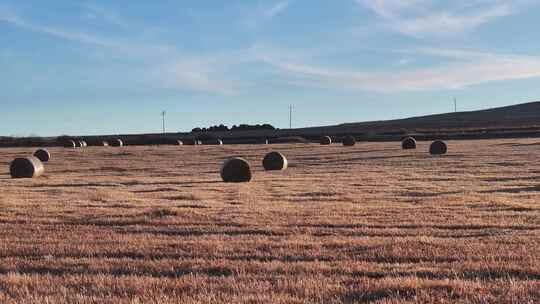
[1, 139, 540, 303]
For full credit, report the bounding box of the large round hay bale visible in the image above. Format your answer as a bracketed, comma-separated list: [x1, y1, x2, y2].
[220, 157, 252, 183]
[402, 137, 417, 150]
[175, 140, 183, 146]
[343, 135, 356, 146]
[263, 152, 288, 171]
[430, 140, 447, 155]
[182, 139, 196, 145]
[82, 141, 88, 147]
[64, 140, 76, 148]
[204, 139, 223, 145]
[320, 136, 332, 145]
[196, 140, 203, 145]
[110, 139, 123, 147]
[33, 149, 51, 162]
[10, 156, 45, 179]
[76, 141, 83, 148]
[102, 141, 109, 147]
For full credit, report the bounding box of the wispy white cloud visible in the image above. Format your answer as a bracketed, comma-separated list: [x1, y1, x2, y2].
[259, 47, 540, 92]
[358, 0, 422, 19]
[0, 6, 240, 95]
[82, 3, 128, 28]
[0, 7, 124, 48]
[396, 3, 513, 36]
[3, 2, 540, 96]
[357, 0, 526, 37]
[239, 1, 291, 30]
[264, 1, 290, 18]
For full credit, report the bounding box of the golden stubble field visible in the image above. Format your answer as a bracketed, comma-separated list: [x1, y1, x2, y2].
[1, 139, 540, 303]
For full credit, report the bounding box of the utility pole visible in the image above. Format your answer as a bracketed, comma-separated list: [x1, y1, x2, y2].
[289, 105, 293, 129]
[161, 110, 166, 134]
[454, 97, 457, 113]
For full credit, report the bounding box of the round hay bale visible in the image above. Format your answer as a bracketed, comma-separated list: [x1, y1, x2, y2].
[175, 140, 183, 146]
[102, 141, 109, 147]
[343, 135, 356, 146]
[33, 148, 51, 162]
[196, 140, 203, 145]
[76, 141, 83, 148]
[204, 139, 223, 145]
[63, 140, 76, 148]
[220, 157, 252, 183]
[401, 137, 417, 150]
[430, 140, 447, 155]
[82, 141, 88, 147]
[10, 156, 45, 179]
[110, 139, 123, 147]
[320, 136, 332, 145]
[262, 152, 288, 171]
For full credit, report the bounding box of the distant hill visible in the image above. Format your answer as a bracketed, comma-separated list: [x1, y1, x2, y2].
[302, 101, 540, 133]
[3, 101, 540, 147]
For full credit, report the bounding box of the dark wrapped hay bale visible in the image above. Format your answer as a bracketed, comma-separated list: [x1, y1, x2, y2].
[204, 139, 223, 145]
[343, 135, 356, 146]
[33, 149, 51, 162]
[110, 139, 123, 147]
[430, 140, 447, 155]
[320, 136, 332, 145]
[263, 152, 288, 171]
[402, 137, 417, 149]
[220, 157, 252, 183]
[10, 156, 45, 179]
[63, 140, 76, 148]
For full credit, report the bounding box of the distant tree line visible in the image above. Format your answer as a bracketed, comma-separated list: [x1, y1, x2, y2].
[192, 124, 276, 133]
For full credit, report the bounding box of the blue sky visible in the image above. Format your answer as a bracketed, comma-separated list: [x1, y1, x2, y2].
[1, 0, 540, 136]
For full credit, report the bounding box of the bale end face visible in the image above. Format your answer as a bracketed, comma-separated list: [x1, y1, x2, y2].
[221, 157, 252, 183]
[343, 136, 356, 146]
[63, 140, 76, 148]
[402, 137, 417, 150]
[10, 156, 45, 179]
[263, 152, 288, 171]
[320, 136, 332, 145]
[33, 149, 51, 162]
[430, 140, 447, 155]
[111, 139, 124, 147]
